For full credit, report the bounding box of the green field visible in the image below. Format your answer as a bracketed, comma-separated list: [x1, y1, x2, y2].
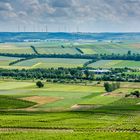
[1, 58, 140, 69]
[88, 60, 140, 68]
[0, 81, 139, 111]
[0, 40, 140, 139]
[0, 95, 35, 109]
[36, 47, 80, 54]
[1, 42, 140, 55]
[0, 56, 20, 66]
[0, 81, 105, 110]
[0, 44, 34, 54]
[0, 56, 90, 69]
[77, 42, 140, 55]
[0, 81, 139, 139]
[13, 58, 90, 68]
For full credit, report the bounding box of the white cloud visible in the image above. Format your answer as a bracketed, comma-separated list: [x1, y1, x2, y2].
[0, 2, 13, 11]
[0, 0, 140, 32]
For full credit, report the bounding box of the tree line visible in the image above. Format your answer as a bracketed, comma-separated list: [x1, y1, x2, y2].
[0, 67, 140, 82]
[9, 57, 34, 66]
[30, 45, 39, 55]
[0, 68, 93, 81]
[0, 50, 140, 61]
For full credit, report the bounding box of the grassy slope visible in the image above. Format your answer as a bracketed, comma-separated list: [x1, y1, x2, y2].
[0, 56, 21, 66]
[0, 81, 139, 139]
[77, 42, 140, 55]
[0, 81, 105, 110]
[89, 60, 140, 68]
[0, 41, 140, 69]
[13, 58, 90, 68]
[36, 48, 80, 55]
[0, 132, 139, 140]
[0, 43, 34, 54]
[1, 42, 140, 55]
[0, 95, 35, 109]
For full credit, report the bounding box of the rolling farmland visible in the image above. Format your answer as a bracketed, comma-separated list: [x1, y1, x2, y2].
[1, 41, 140, 56]
[0, 44, 34, 54]
[0, 56, 21, 66]
[1, 41, 140, 69]
[36, 48, 80, 55]
[13, 58, 90, 68]
[0, 81, 139, 140]
[0, 80, 139, 111]
[0, 33, 140, 139]
[76, 42, 140, 55]
[88, 60, 140, 68]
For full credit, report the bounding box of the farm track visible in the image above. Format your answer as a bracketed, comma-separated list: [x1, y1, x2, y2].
[0, 128, 73, 133]
[0, 127, 139, 133]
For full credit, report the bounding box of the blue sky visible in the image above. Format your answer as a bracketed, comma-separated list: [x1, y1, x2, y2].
[0, 0, 140, 32]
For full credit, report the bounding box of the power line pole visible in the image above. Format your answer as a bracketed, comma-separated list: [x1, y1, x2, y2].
[46, 25, 48, 32]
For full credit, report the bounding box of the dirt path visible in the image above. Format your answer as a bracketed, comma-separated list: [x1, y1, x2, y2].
[0, 128, 139, 133]
[71, 104, 102, 111]
[0, 128, 73, 133]
[101, 92, 124, 97]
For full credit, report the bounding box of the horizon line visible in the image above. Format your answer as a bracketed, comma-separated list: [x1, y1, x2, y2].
[0, 31, 140, 34]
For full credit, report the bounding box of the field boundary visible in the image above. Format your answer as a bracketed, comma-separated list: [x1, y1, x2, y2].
[30, 46, 39, 55]
[0, 127, 139, 133]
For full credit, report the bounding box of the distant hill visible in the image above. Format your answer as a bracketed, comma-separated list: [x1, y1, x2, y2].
[0, 32, 140, 42]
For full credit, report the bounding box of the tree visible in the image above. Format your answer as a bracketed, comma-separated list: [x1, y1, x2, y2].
[36, 81, 44, 88]
[127, 50, 131, 56]
[131, 91, 140, 98]
[104, 82, 111, 92]
[104, 82, 120, 92]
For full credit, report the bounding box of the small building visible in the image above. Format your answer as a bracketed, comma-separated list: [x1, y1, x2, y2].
[83, 69, 111, 74]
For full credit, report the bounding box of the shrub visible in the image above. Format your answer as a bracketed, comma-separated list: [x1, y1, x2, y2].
[36, 81, 44, 88]
[104, 82, 120, 92]
[131, 91, 140, 98]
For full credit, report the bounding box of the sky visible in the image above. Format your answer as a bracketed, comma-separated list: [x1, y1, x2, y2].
[0, 0, 140, 32]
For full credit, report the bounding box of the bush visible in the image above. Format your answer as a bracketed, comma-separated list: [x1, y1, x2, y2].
[36, 81, 44, 88]
[125, 94, 130, 97]
[131, 91, 140, 98]
[104, 82, 120, 92]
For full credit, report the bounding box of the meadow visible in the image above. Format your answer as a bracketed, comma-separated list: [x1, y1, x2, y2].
[1, 41, 140, 56]
[36, 47, 80, 55]
[0, 41, 140, 69]
[13, 58, 90, 68]
[0, 80, 139, 139]
[0, 39, 140, 139]
[88, 60, 140, 68]
[0, 56, 20, 66]
[77, 42, 140, 55]
[0, 42, 85, 69]
[0, 56, 91, 69]
[0, 43, 34, 54]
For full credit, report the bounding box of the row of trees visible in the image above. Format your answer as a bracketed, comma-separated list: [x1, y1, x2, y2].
[0, 50, 140, 61]
[83, 59, 99, 67]
[104, 82, 120, 92]
[0, 68, 94, 80]
[100, 73, 140, 82]
[30, 45, 39, 55]
[9, 57, 34, 66]
[0, 67, 140, 82]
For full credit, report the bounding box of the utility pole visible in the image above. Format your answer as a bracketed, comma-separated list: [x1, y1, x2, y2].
[46, 25, 48, 32]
